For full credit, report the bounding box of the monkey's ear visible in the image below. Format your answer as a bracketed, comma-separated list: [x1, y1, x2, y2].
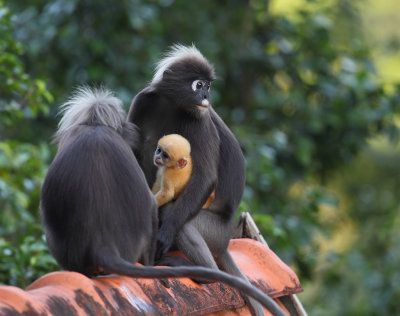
[177, 158, 188, 169]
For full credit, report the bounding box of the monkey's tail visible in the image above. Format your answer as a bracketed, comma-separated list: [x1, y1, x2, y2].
[55, 86, 126, 142]
[99, 255, 286, 316]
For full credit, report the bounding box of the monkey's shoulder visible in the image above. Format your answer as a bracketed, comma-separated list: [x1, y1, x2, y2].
[128, 86, 160, 120]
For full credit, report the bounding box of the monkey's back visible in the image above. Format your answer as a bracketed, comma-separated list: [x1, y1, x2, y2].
[40, 125, 157, 274]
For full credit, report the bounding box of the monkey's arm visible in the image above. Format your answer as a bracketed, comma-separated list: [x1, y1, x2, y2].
[154, 178, 175, 207]
[155, 190, 175, 207]
[207, 108, 245, 220]
[151, 169, 163, 194]
[151, 178, 161, 195]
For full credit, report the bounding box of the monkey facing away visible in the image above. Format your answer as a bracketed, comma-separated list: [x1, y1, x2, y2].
[40, 87, 285, 315]
[128, 45, 286, 316]
[152, 134, 214, 208]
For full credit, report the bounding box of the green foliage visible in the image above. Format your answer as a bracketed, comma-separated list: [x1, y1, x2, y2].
[1, 0, 400, 314]
[0, 1, 53, 128]
[0, 141, 50, 235]
[0, 0, 57, 287]
[233, 6, 400, 275]
[305, 144, 400, 315]
[0, 234, 58, 288]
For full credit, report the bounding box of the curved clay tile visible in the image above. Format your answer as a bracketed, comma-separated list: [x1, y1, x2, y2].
[0, 239, 303, 315]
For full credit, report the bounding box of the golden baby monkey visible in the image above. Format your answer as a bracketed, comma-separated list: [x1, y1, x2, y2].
[152, 134, 214, 208]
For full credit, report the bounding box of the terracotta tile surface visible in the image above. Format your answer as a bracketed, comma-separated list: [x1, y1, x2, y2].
[0, 238, 302, 315]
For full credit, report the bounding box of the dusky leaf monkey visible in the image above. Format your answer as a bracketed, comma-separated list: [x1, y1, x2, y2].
[128, 45, 285, 316]
[152, 134, 214, 208]
[40, 87, 285, 315]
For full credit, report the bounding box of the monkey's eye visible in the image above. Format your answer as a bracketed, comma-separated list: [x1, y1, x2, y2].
[192, 80, 203, 91]
[162, 152, 169, 160]
[156, 146, 161, 154]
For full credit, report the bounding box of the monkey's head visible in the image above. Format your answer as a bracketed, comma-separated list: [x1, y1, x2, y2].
[151, 44, 216, 118]
[154, 134, 191, 169]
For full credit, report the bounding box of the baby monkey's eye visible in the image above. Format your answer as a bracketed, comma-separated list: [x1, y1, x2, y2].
[156, 147, 161, 154]
[162, 152, 169, 160]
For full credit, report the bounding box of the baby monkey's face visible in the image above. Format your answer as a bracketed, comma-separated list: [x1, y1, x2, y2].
[153, 134, 191, 169]
[154, 145, 171, 167]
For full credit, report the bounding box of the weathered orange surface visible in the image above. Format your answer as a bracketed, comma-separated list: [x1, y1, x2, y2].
[0, 238, 302, 315]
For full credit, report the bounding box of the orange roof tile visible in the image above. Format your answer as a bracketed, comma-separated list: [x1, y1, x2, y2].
[0, 238, 302, 315]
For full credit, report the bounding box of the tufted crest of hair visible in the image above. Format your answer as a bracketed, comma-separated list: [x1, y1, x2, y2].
[152, 44, 215, 84]
[55, 87, 125, 143]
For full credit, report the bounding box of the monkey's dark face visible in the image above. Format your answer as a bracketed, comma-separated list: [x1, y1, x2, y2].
[191, 79, 211, 112]
[155, 57, 215, 118]
[154, 145, 170, 167]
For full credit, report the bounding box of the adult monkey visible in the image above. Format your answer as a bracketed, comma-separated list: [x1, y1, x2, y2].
[40, 87, 285, 316]
[128, 45, 273, 316]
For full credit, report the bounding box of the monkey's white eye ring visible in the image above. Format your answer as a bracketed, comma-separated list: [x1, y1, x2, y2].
[192, 80, 203, 91]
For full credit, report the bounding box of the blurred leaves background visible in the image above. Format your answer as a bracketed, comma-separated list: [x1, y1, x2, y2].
[1, 0, 399, 314]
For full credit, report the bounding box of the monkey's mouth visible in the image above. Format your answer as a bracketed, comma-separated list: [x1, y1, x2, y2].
[198, 99, 209, 111]
[154, 157, 163, 166]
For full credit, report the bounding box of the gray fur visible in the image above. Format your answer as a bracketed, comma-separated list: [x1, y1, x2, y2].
[40, 86, 283, 315]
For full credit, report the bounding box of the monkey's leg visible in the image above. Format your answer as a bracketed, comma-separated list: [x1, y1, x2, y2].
[173, 222, 220, 284]
[175, 223, 219, 270]
[189, 211, 267, 316]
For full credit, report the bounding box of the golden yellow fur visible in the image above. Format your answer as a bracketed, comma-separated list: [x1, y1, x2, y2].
[152, 134, 192, 206]
[152, 134, 214, 208]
